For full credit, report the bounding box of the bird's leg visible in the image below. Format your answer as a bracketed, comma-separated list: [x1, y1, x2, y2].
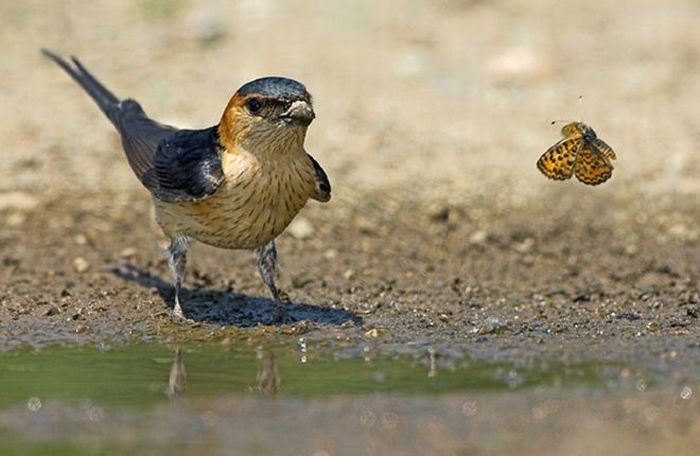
[255, 241, 290, 323]
[168, 236, 190, 321]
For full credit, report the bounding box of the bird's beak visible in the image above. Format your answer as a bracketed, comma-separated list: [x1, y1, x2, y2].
[279, 100, 315, 126]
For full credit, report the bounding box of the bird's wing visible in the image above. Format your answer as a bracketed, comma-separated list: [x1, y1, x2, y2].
[145, 126, 225, 202]
[307, 153, 331, 202]
[42, 49, 177, 186]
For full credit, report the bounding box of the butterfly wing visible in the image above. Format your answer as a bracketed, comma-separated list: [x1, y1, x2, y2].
[537, 138, 581, 181]
[574, 143, 613, 185]
[593, 138, 616, 160]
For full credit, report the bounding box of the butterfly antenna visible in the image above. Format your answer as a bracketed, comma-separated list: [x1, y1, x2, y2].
[578, 95, 585, 122]
[550, 119, 572, 126]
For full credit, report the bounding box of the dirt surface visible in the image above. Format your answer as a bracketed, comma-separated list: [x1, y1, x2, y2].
[2, 1, 700, 454]
[1, 0, 700, 376]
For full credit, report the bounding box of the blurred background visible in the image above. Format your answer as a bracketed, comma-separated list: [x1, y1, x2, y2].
[2, 0, 699, 203]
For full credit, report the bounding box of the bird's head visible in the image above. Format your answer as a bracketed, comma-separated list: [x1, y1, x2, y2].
[219, 77, 314, 155]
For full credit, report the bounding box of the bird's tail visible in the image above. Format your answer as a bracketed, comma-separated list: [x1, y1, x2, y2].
[41, 49, 178, 184]
[41, 48, 123, 128]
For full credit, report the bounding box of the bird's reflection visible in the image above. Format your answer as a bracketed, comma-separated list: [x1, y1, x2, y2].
[166, 346, 281, 400]
[167, 347, 187, 399]
[256, 348, 280, 396]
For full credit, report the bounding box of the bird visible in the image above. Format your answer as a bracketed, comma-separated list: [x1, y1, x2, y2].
[42, 49, 331, 323]
[537, 122, 616, 185]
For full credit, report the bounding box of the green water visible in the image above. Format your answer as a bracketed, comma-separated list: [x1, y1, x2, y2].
[0, 344, 607, 409]
[0, 344, 666, 456]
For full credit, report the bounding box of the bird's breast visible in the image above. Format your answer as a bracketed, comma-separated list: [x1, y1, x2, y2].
[154, 150, 315, 249]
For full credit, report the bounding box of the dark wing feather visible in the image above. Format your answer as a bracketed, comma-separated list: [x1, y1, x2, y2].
[145, 127, 225, 202]
[114, 99, 177, 181]
[307, 153, 331, 202]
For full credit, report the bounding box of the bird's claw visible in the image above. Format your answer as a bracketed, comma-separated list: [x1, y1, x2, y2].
[271, 301, 295, 325]
[172, 301, 194, 323]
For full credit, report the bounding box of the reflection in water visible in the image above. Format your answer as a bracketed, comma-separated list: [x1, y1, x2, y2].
[166, 347, 280, 399]
[428, 347, 437, 378]
[167, 347, 187, 399]
[256, 348, 280, 396]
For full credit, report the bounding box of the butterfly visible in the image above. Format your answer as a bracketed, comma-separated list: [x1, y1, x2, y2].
[537, 122, 616, 185]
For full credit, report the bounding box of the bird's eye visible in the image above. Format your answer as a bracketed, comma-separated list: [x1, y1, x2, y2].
[247, 98, 263, 114]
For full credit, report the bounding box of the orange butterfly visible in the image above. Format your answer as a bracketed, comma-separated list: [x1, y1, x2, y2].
[537, 122, 616, 185]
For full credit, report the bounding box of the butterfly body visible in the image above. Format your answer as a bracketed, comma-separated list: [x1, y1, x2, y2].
[537, 122, 616, 185]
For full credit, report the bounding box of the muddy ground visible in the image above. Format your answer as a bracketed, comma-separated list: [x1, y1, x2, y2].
[1, 0, 699, 454]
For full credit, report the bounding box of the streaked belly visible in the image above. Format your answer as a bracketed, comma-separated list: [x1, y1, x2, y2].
[154, 158, 315, 249]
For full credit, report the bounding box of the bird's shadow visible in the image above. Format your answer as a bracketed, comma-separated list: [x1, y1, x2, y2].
[110, 263, 363, 328]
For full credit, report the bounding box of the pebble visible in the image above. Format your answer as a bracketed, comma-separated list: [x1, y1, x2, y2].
[364, 328, 380, 338]
[469, 230, 488, 245]
[288, 217, 314, 240]
[427, 202, 450, 222]
[72, 257, 91, 273]
[6, 213, 25, 227]
[646, 321, 660, 333]
[0, 192, 39, 211]
[120, 247, 138, 258]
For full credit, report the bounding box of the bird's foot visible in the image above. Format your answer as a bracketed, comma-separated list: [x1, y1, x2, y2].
[172, 300, 193, 323]
[271, 298, 295, 325]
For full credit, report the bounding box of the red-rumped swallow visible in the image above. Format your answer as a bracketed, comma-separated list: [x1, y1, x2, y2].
[42, 49, 331, 322]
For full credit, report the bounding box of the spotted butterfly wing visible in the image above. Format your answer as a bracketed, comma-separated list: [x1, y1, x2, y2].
[593, 138, 616, 160]
[536, 138, 581, 181]
[573, 145, 613, 185]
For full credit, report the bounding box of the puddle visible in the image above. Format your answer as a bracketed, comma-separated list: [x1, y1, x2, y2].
[0, 344, 613, 408]
[0, 344, 694, 455]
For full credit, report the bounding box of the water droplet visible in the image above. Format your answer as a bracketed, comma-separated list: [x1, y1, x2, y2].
[636, 379, 647, 392]
[461, 400, 478, 417]
[359, 410, 377, 428]
[86, 405, 104, 422]
[680, 386, 692, 400]
[27, 397, 41, 412]
[381, 412, 400, 430]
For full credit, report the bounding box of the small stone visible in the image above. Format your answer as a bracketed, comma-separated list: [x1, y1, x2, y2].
[323, 249, 338, 260]
[43, 306, 61, 316]
[646, 321, 660, 333]
[74, 234, 88, 245]
[0, 192, 39, 211]
[475, 317, 509, 335]
[469, 230, 488, 245]
[343, 269, 355, 280]
[291, 275, 313, 289]
[427, 202, 450, 222]
[625, 244, 639, 256]
[120, 247, 138, 258]
[72, 257, 90, 273]
[7, 212, 26, 227]
[354, 216, 377, 235]
[364, 328, 380, 338]
[514, 237, 535, 253]
[287, 217, 314, 240]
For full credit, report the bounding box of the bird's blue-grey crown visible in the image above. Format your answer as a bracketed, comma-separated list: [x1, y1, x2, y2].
[236, 77, 311, 103]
